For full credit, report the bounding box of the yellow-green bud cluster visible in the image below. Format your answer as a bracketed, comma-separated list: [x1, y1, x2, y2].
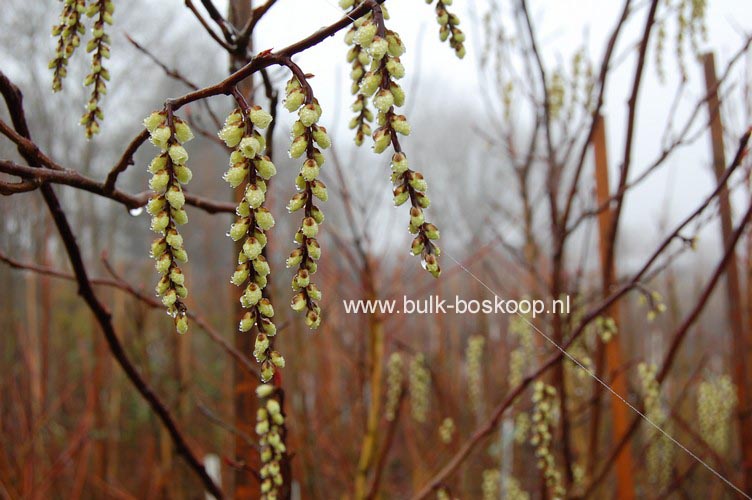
[530, 381, 565, 499]
[409, 353, 431, 423]
[284, 77, 330, 330]
[565, 47, 592, 119]
[349, 8, 443, 278]
[385, 352, 404, 421]
[565, 342, 593, 382]
[671, 0, 709, 80]
[481, 469, 501, 500]
[220, 106, 281, 382]
[509, 314, 534, 388]
[595, 315, 617, 343]
[655, 15, 667, 82]
[80, 0, 114, 138]
[640, 290, 667, 322]
[343, 8, 384, 146]
[547, 71, 565, 121]
[255, 384, 287, 499]
[637, 362, 662, 418]
[49, 0, 87, 92]
[514, 412, 530, 444]
[349, 18, 408, 154]
[395, 155, 442, 277]
[425, 0, 466, 59]
[637, 362, 673, 489]
[436, 488, 450, 500]
[438, 417, 455, 444]
[502, 475, 530, 500]
[144, 110, 194, 334]
[466, 335, 485, 417]
[697, 373, 736, 455]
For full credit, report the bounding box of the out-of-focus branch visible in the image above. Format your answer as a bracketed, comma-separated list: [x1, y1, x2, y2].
[127, 34, 202, 90]
[605, 0, 660, 269]
[239, 0, 279, 45]
[365, 391, 405, 499]
[198, 0, 237, 41]
[560, 0, 633, 229]
[518, 0, 575, 482]
[0, 250, 119, 288]
[196, 399, 258, 451]
[125, 34, 223, 130]
[184, 0, 234, 50]
[100, 258, 260, 379]
[566, 32, 752, 236]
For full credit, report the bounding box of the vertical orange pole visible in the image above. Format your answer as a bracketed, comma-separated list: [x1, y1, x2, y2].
[702, 52, 752, 492]
[592, 114, 635, 499]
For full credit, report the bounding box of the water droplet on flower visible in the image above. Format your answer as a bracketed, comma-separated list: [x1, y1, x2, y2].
[420, 259, 429, 270]
[129, 206, 144, 216]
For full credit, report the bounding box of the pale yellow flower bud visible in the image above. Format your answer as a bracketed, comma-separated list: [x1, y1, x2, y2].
[250, 106, 273, 129]
[168, 144, 189, 165]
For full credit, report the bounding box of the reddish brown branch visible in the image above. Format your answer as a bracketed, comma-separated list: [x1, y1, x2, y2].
[164, 0, 386, 112]
[605, 0, 661, 271]
[184, 0, 234, 50]
[239, 0, 278, 42]
[0, 177, 38, 194]
[103, 129, 150, 192]
[0, 159, 234, 213]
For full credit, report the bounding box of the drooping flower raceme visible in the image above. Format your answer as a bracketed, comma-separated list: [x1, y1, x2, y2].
[144, 110, 194, 334]
[342, 3, 391, 146]
[80, 0, 114, 138]
[220, 105, 282, 382]
[409, 353, 431, 423]
[637, 362, 674, 490]
[256, 384, 287, 499]
[49, 0, 87, 92]
[384, 352, 404, 421]
[530, 381, 565, 499]
[481, 469, 501, 500]
[697, 374, 736, 454]
[438, 417, 455, 444]
[423, 0, 466, 59]
[49, 0, 114, 137]
[284, 77, 331, 330]
[466, 335, 485, 417]
[350, 6, 442, 278]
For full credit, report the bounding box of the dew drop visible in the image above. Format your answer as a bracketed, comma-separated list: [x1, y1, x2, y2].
[420, 259, 429, 271]
[129, 206, 144, 217]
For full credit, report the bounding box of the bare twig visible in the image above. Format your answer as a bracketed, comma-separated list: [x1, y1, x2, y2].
[0, 159, 235, 213]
